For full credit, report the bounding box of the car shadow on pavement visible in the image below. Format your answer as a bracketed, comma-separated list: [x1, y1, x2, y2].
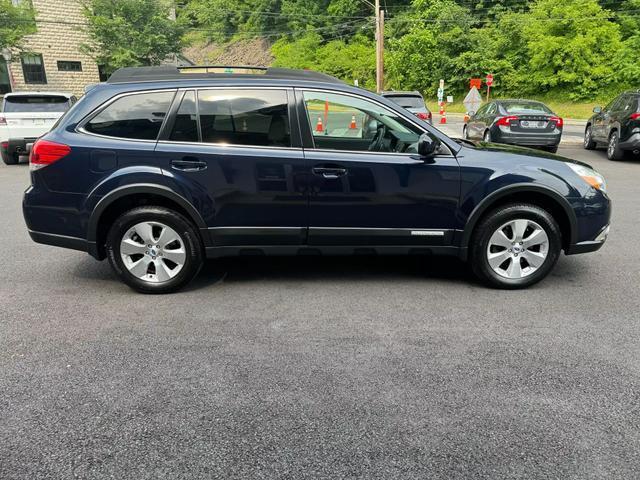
[185, 254, 476, 291]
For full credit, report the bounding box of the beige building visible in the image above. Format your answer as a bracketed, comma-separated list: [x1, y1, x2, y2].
[2, 0, 101, 97]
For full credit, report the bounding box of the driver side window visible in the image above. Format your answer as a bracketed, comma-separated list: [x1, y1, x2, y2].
[302, 90, 423, 153]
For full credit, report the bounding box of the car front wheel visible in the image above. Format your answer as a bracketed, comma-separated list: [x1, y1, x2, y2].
[483, 130, 492, 143]
[584, 125, 597, 150]
[470, 204, 562, 289]
[106, 206, 203, 293]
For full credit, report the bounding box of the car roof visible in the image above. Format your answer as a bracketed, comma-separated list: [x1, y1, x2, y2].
[496, 99, 547, 105]
[4, 91, 73, 98]
[380, 90, 423, 97]
[107, 65, 344, 85]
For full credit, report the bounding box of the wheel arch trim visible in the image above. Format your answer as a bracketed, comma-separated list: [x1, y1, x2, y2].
[460, 183, 578, 249]
[87, 183, 208, 243]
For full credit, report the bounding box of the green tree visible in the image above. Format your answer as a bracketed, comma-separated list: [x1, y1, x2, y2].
[0, 0, 36, 51]
[82, 0, 185, 74]
[521, 0, 622, 100]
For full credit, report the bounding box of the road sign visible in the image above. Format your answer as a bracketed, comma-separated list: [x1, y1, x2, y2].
[447, 95, 453, 103]
[470, 78, 482, 89]
[437, 87, 444, 102]
[486, 74, 494, 87]
[439, 79, 445, 89]
[463, 87, 482, 114]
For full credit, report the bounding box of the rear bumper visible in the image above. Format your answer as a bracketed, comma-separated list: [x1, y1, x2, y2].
[1, 137, 36, 162]
[493, 129, 562, 147]
[619, 132, 640, 151]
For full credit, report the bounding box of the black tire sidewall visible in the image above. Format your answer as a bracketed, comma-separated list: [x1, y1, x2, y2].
[584, 126, 596, 150]
[608, 131, 625, 161]
[471, 205, 562, 289]
[106, 207, 203, 293]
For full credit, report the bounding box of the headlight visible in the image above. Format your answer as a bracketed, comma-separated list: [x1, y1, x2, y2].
[566, 163, 607, 193]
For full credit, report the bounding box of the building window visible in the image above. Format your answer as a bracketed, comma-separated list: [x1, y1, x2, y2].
[21, 54, 47, 84]
[57, 61, 82, 72]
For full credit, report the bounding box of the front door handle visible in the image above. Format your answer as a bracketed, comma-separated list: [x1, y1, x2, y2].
[171, 159, 207, 172]
[312, 167, 347, 179]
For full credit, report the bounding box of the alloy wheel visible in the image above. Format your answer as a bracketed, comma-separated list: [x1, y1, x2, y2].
[486, 219, 549, 279]
[608, 133, 618, 158]
[584, 128, 591, 147]
[120, 221, 186, 283]
[484, 130, 491, 142]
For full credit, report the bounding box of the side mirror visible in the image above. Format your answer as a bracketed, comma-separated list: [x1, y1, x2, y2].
[593, 106, 602, 114]
[418, 133, 440, 158]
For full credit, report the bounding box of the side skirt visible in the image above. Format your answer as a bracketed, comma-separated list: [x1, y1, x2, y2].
[205, 245, 462, 259]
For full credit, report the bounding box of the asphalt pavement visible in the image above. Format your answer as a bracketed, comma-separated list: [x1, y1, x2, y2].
[1, 145, 639, 479]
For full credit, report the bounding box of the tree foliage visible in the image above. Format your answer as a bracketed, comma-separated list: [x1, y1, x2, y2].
[179, 0, 637, 101]
[0, 0, 36, 51]
[82, 0, 185, 74]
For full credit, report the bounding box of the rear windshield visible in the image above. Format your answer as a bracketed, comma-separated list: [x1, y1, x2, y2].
[501, 102, 552, 115]
[385, 95, 424, 109]
[2, 95, 70, 113]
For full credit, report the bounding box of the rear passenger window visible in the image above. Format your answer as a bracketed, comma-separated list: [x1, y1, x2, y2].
[169, 91, 198, 142]
[84, 91, 174, 140]
[197, 90, 290, 147]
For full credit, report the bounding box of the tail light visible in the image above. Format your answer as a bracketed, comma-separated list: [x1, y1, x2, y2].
[496, 116, 519, 127]
[630, 113, 640, 120]
[29, 139, 70, 171]
[416, 112, 430, 121]
[1, 141, 7, 150]
[550, 116, 564, 128]
[0, 116, 6, 126]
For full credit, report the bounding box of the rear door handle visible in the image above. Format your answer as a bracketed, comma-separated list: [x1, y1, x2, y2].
[312, 167, 347, 179]
[171, 159, 207, 172]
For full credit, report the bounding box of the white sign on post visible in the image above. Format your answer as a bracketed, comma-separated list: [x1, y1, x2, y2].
[447, 95, 453, 103]
[463, 86, 482, 114]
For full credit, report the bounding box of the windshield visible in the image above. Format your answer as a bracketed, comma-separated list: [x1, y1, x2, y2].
[502, 102, 552, 115]
[385, 95, 424, 109]
[2, 96, 70, 113]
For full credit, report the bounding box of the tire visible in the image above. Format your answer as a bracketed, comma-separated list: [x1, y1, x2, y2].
[583, 125, 597, 150]
[470, 204, 562, 289]
[483, 130, 492, 143]
[463, 125, 469, 139]
[106, 206, 203, 294]
[2, 152, 18, 165]
[545, 146, 559, 154]
[607, 130, 626, 161]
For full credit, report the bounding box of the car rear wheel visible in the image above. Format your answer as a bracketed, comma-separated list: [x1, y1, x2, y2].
[583, 125, 597, 150]
[106, 206, 203, 293]
[470, 204, 562, 289]
[463, 125, 469, 139]
[545, 146, 559, 154]
[483, 130, 492, 143]
[607, 131, 626, 161]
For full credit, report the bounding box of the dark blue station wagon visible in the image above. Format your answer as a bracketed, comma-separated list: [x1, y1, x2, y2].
[23, 66, 611, 293]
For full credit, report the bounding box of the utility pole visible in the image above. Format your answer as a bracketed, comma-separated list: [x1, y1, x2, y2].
[374, 0, 384, 93]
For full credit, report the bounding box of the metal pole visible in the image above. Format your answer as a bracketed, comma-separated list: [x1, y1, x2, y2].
[375, 0, 383, 93]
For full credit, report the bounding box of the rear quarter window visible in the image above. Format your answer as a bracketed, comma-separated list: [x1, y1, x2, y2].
[2, 95, 71, 113]
[83, 91, 175, 140]
[385, 95, 424, 109]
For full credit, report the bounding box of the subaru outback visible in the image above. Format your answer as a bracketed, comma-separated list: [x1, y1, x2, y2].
[23, 66, 611, 293]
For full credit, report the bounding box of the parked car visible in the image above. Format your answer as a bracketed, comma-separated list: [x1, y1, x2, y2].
[1, 92, 76, 165]
[381, 90, 432, 124]
[23, 66, 610, 293]
[463, 99, 563, 153]
[584, 90, 640, 160]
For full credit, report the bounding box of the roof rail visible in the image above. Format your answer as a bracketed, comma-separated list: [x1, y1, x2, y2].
[106, 65, 343, 84]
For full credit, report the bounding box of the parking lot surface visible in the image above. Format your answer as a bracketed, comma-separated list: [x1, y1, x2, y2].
[1, 146, 639, 479]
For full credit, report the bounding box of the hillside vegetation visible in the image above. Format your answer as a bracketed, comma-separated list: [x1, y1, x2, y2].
[178, 0, 639, 105]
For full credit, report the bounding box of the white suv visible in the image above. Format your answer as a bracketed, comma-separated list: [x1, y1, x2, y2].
[1, 92, 76, 165]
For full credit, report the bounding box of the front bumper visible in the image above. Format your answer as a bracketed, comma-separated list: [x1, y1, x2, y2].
[566, 224, 610, 255]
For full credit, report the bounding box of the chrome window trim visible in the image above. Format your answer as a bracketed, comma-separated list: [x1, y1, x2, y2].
[156, 139, 302, 152]
[76, 88, 178, 142]
[298, 87, 455, 157]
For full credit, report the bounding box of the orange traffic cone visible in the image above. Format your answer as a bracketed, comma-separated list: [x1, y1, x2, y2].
[349, 115, 357, 129]
[316, 117, 323, 133]
[440, 112, 447, 124]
